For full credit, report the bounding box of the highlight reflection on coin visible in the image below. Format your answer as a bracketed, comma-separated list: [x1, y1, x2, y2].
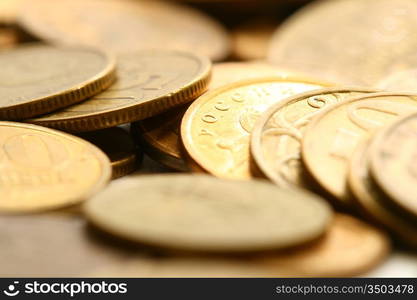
[77, 127, 141, 179]
[268, 0, 417, 86]
[260, 214, 390, 277]
[29, 50, 211, 132]
[370, 113, 417, 220]
[19, 0, 230, 61]
[181, 77, 328, 179]
[85, 175, 332, 252]
[251, 88, 373, 188]
[0, 44, 115, 120]
[302, 93, 417, 205]
[0, 122, 111, 213]
[348, 141, 417, 248]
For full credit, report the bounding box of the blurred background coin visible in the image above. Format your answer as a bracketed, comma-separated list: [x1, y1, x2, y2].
[0, 44, 115, 120]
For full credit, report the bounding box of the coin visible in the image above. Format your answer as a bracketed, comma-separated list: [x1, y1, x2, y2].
[251, 88, 374, 188]
[259, 213, 391, 277]
[77, 127, 142, 179]
[268, 0, 417, 86]
[0, 27, 19, 48]
[84, 174, 332, 252]
[302, 93, 417, 205]
[348, 140, 417, 248]
[19, 0, 230, 61]
[0, 0, 21, 24]
[370, 113, 417, 220]
[181, 77, 328, 180]
[0, 44, 115, 120]
[0, 122, 111, 213]
[29, 50, 211, 132]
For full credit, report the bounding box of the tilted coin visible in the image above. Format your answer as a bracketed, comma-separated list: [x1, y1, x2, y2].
[268, 0, 417, 86]
[302, 93, 417, 205]
[251, 88, 374, 188]
[259, 213, 391, 277]
[348, 140, 417, 248]
[181, 77, 328, 180]
[19, 0, 230, 61]
[77, 127, 142, 179]
[29, 50, 211, 132]
[370, 113, 417, 221]
[0, 122, 111, 213]
[0, 44, 115, 120]
[84, 174, 332, 252]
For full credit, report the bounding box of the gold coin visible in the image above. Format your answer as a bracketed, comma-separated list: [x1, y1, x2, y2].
[19, 0, 230, 61]
[0, 122, 111, 213]
[348, 140, 417, 248]
[181, 77, 328, 179]
[77, 127, 141, 179]
[0, 0, 21, 24]
[29, 50, 211, 132]
[268, 0, 417, 86]
[369, 113, 417, 220]
[0, 44, 115, 120]
[84, 174, 332, 253]
[251, 88, 374, 188]
[259, 213, 391, 277]
[302, 93, 417, 205]
[0, 27, 19, 49]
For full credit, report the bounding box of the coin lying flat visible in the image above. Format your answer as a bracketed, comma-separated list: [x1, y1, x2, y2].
[370, 113, 417, 220]
[19, 0, 230, 61]
[29, 50, 211, 132]
[0, 122, 111, 213]
[302, 93, 417, 205]
[348, 141, 417, 248]
[259, 213, 391, 277]
[85, 175, 332, 253]
[251, 88, 374, 188]
[77, 127, 142, 179]
[181, 77, 328, 179]
[268, 0, 417, 86]
[0, 44, 115, 120]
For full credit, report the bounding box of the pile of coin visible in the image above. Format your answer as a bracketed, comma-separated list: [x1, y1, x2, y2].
[1, 0, 417, 277]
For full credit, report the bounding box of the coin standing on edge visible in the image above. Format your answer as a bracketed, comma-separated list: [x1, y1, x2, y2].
[251, 88, 374, 188]
[29, 50, 211, 132]
[77, 127, 142, 179]
[19, 0, 230, 61]
[302, 93, 417, 205]
[0, 44, 115, 120]
[84, 174, 333, 253]
[181, 77, 328, 180]
[0, 122, 111, 213]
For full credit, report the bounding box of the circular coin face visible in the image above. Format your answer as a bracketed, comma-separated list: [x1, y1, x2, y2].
[84, 174, 332, 253]
[302, 93, 417, 205]
[370, 113, 417, 220]
[29, 50, 211, 132]
[181, 77, 328, 180]
[251, 88, 374, 188]
[19, 0, 230, 61]
[0, 122, 111, 213]
[268, 0, 417, 86]
[0, 44, 115, 120]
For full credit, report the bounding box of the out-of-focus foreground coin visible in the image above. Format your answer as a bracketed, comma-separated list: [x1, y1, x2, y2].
[77, 127, 141, 179]
[0, 122, 111, 213]
[0, 44, 115, 120]
[370, 113, 417, 220]
[259, 213, 390, 277]
[29, 50, 211, 132]
[85, 174, 332, 253]
[0, 0, 21, 24]
[19, 0, 230, 61]
[302, 93, 417, 205]
[348, 141, 417, 248]
[181, 77, 328, 179]
[251, 88, 374, 188]
[268, 0, 417, 86]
